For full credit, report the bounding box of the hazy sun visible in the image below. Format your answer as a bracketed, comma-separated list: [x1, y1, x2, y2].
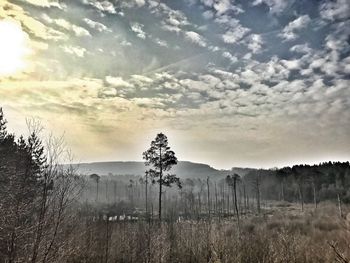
[0, 19, 31, 76]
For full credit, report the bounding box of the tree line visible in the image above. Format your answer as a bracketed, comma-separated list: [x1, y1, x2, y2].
[82, 161, 350, 223]
[0, 108, 82, 262]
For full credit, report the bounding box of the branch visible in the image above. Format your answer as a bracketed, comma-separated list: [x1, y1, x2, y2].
[328, 241, 349, 263]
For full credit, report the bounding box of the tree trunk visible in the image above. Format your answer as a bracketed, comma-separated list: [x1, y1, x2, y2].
[221, 184, 224, 217]
[214, 182, 218, 216]
[114, 181, 117, 204]
[105, 216, 109, 263]
[243, 184, 247, 214]
[198, 191, 202, 217]
[312, 180, 317, 210]
[145, 173, 148, 217]
[31, 181, 49, 263]
[337, 194, 343, 218]
[233, 178, 240, 227]
[96, 181, 99, 202]
[247, 194, 250, 210]
[298, 183, 304, 212]
[159, 148, 162, 221]
[256, 173, 261, 214]
[227, 189, 230, 216]
[105, 180, 108, 203]
[207, 177, 210, 219]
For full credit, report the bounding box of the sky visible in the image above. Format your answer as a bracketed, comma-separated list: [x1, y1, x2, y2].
[0, 0, 349, 169]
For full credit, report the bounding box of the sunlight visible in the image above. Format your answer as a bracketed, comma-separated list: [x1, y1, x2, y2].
[0, 19, 31, 76]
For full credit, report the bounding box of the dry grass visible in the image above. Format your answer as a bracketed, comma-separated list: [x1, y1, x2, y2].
[64, 202, 350, 263]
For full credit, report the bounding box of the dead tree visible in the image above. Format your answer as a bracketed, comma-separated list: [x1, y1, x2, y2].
[214, 182, 218, 216]
[113, 181, 117, 204]
[226, 174, 241, 226]
[207, 177, 210, 219]
[254, 171, 261, 214]
[90, 173, 100, 203]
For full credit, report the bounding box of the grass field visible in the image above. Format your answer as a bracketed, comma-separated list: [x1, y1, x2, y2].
[63, 202, 350, 263]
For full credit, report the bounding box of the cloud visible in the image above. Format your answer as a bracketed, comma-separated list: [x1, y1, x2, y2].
[62, 45, 87, 57]
[83, 0, 116, 14]
[216, 16, 250, 45]
[213, 0, 231, 15]
[150, 2, 192, 37]
[19, 0, 65, 9]
[131, 75, 154, 84]
[0, 2, 66, 41]
[105, 76, 134, 88]
[41, 14, 91, 37]
[202, 10, 214, 20]
[222, 51, 237, 63]
[240, 56, 290, 83]
[245, 34, 263, 53]
[147, 1, 214, 51]
[324, 20, 350, 53]
[280, 59, 300, 70]
[185, 31, 207, 47]
[83, 18, 111, 32]
[279, 15, 311, 41]
[131, 22, 146, 39]
[132, 98, 165, 108]
[135, 0, 146, 7]
[120, 0, 146, 8]
[252, 0, 292, 14]
[290, 43, 311, 54]
[215, 15, 238, 28]
[222, 27, 250, 43]
[120, 40, 132, 46]
[151, 3, 190, 27]
[154, 38, 168, 47]
[320, 0, 350, 21]
[200, 0, 243, 16]
[200, 0, 214, 6]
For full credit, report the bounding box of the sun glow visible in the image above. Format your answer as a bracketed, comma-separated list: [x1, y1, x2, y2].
[0, 19, 31, 76]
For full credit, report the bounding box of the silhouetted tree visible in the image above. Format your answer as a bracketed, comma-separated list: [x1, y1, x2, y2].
[207, 177, 211, 218]
[254, 170, 261, 214]
[90, 174, 100, 202]
[226, 173, 241, 226]
[0, 112, 43, 261]
[0, 108, 7, 140]
[143, 133, 181, 221]
[0, 108, 82, 262]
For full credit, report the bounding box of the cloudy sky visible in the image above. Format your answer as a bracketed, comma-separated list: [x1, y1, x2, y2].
[0, 0, 349, 169]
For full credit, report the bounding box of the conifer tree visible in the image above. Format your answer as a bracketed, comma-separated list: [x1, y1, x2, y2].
[143, 133, 181, 221]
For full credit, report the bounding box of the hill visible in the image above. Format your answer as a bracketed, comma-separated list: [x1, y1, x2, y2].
[71, 161, 251, 179]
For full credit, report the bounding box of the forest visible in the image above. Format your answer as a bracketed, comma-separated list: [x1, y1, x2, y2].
[0, 107, 349, 263]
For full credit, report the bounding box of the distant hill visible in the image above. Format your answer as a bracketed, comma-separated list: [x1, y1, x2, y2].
[71, 161, 254, 179]
[231, 167, 257, 176]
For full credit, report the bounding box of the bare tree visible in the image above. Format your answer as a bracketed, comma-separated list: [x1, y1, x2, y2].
[207, 177, 210, 219]
[253, 170, 261, 215]
[226, 174, 241, 226]
[90, 173, 100, 203]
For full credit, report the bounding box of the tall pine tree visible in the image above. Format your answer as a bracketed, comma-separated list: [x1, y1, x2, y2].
[143, 133, 181, 221]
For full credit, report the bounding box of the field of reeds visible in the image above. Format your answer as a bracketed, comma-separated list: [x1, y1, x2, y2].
[62, 202, 350, 263]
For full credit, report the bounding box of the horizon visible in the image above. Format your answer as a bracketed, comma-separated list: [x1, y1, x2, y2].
[70, 157, 350, 171]
[1, 0, 349, 169]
